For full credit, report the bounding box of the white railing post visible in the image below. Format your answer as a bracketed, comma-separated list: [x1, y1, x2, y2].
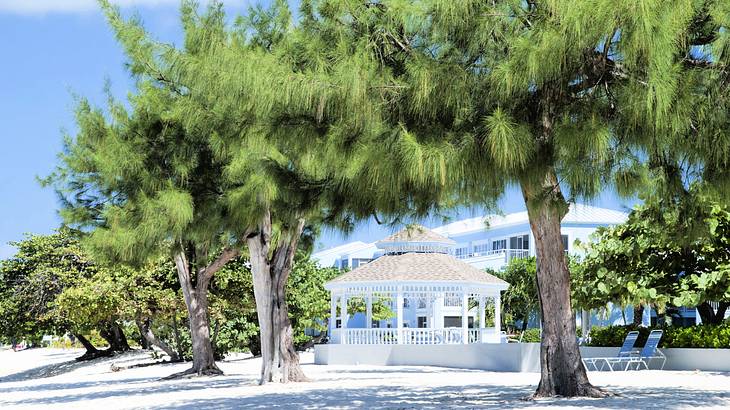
[494, 292, 501, 343]
[396, 287, 404, 344]
[329, 293, 338, 344]
[341, 293, 348, 345]
[478, 295, 486, 343]
[461, 291, 469, 344]
[366, 292, 373, 329]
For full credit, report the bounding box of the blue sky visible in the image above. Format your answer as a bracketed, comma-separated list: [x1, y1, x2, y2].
[0, 0, 638, 259]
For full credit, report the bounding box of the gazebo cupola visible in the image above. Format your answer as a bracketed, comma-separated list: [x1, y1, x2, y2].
[375, 224, 456, 255]
[325, 225, 509, 346]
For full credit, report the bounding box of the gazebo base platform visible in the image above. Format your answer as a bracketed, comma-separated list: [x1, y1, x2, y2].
[314, 343, 542, 372]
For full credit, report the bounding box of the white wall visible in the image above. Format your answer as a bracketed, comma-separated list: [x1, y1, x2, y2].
[315, 344, 730, 372]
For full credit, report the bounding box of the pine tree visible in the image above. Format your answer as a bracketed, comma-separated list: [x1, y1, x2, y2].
[44, 0, 261, 377]
[300, 0, 730, 397]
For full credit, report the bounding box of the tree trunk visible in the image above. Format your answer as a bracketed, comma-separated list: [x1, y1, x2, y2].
[136, 317, 180, 362]
[73, 333, 112, 361]
[247, 210, 308, 384]
[522, 175, 608, 398]
[100, 322, 131, 352]
[171, 313, 184, 360]
[697, 301, 729, 325]
[75, 334, 96, 353]
[175, 263, 221, 376]
[632, 305, 644, 326]
[248, 225, 276, 384]
[135, 320, 151, 350]
[167, 245, 240, 378]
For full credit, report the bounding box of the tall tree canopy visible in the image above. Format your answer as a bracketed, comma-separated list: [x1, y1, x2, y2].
[297, 0, 730, 397]
[45, 0, 730, 396]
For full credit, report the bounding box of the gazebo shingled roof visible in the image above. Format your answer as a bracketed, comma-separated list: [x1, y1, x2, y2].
[325, 252, 508, 286]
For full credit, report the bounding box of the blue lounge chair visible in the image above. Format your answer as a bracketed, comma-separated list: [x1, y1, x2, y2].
[582, 331, 639, 371]
[586, 330, 666, 371]
[622, 329, 666, 370]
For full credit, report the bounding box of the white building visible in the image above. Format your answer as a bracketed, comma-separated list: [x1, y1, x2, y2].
[314, 203, 628, 273]
[313, 204, 678, 329]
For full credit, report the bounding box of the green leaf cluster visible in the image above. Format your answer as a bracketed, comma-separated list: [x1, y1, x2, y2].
[588, 324, 730, 349]
[572, 193, 730, 318]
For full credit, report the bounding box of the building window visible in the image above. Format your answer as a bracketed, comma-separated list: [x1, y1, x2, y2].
[418, 317, 428, 328]
[454, 246, 468, 259]
[492, 239, 507, 251]
[443, 316, 475, 328]
[473, 243, 490, 254]
[340, 259, 349, 269]
[509, 234, 530, 250]
[351, 258, 372, 268]
[561, 235, 569, 253]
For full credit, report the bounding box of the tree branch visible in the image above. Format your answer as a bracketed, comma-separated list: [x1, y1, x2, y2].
[200, 246, 242, 283]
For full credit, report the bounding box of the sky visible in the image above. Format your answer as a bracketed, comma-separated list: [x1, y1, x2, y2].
[0, 0, 639, 259]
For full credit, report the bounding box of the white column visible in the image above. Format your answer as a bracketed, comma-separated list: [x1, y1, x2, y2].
[329, 293, 337, 343]
[461, 291, 469, 344]
[341, 293, 348, 344]
[426, 293, 432, 328]
[366, 292, 373, 329]
[396, 288, 404, 344]
[434, 292, 444, 328]
[494, 292, 502, 343]
[478, 295, 485, 343]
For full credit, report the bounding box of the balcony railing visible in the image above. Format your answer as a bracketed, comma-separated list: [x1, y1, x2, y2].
[455, 249, 530, 261]
[331, 328, 501, 345]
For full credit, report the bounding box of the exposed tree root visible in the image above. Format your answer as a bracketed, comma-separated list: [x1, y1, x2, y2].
[110, 358, 184, 372]
[526, 383, 616, 400]
[161, 366, 224, 380]
[75, 349, 114, 362]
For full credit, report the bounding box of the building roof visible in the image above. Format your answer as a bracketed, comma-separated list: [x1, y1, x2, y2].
[326, 252, 508, 286]
[433, 204, 628, 237]
[312, 241, 372, 257]
[376, 224, 456, 246]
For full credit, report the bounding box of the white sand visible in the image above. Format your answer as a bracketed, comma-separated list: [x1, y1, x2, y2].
[1, 348, 729, 409]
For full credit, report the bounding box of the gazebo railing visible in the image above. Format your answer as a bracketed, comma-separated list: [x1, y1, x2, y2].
[331, 328, 500, 345]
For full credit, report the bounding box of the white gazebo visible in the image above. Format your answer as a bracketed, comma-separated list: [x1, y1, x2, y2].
[325, 225, 509, 345]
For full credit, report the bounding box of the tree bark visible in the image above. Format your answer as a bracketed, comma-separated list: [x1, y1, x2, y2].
[171, 313, 184, 360]
[168, 245, 240, 377]
[75, 334, 95, 352]
[632, 305, 644, 326]
[247, 209, 308, 384]
[697, 301, 730, 325]
[73, 333, 112, 361]
[99, 322, 131, 352]
[135, 320, 151, 350]
[522, 173, 609, 398]
[136, 316, 180, 362]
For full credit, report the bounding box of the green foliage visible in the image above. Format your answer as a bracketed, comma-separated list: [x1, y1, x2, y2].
[0, 231, 97, 342]
[287, 257, 342, 346]
[517, 328, 542, 343]
[490, 257, 539, 331]
[588, 324, 730, 349]
[573, 193, 730, 318]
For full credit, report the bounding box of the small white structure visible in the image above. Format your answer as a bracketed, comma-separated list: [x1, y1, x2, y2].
[325, 225, 509, 345]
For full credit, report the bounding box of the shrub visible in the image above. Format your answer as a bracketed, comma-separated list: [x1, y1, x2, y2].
[517, 328, 541, 343]
[587, 324, 730, 348]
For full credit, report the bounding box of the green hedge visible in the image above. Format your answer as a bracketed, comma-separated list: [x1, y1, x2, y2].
[588, 324, 730, 349]
[516, 328, 541, 343]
